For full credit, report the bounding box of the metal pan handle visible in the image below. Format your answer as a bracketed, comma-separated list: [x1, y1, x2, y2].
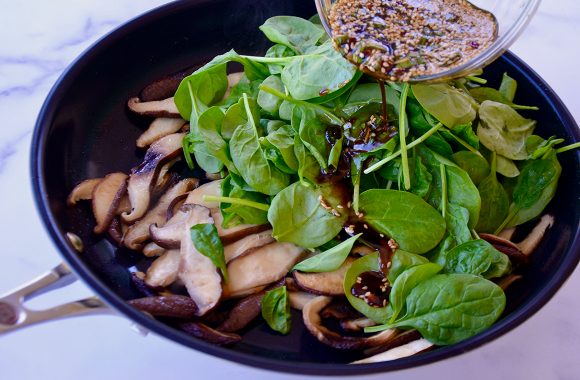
[0, 263, 115, 335]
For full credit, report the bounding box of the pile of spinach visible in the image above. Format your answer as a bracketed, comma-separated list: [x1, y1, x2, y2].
[173, 15, 578, 345]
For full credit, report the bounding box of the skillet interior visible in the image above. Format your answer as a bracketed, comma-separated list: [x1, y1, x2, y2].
[31, 0, 580, 375]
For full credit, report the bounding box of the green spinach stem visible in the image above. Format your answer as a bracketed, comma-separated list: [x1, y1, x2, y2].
[202, 195, 270, 212]
[364, 122, 443, 174]
[494, 206, 519, 235]
[466, 76, 487, 84]
[556, 141, 580, 154]
[440, 163, 447, 218]
[399, 83, 411, 190]
[443, 128, 483, 156]
[258, 84, 343, 125]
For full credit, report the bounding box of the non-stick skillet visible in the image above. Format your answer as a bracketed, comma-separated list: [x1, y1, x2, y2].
[1, 0, 579, 375]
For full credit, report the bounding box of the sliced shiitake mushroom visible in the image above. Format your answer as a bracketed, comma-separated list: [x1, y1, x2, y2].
[293, 257, 356, 296]
[303, 296, 398, 350]
[217, 292, 265, 333]
[184, 179, 222, 207]
[124, 178, 198, 250]
[150, 204, 205, 249]
[223, 242, 305, 298]
[108, 217, 124, 246]
[145, 250, 180, 288]
[497, 274, 523, 290]
[92, 172, 128, 234]
[479, 233, 528, 264]
[139, 66, 196, 102]
[224, 229, 275, 263]
[178, 205, 222, 316]
[340, 318, 377, 332]
[178, 321, 241, 345]
[67, 178, 102, 205]
[518, 214, 554, 255]
[352, 338, 433, 364]
[211, 208, 271, 245]
[122, 133, 185, 223]
[128, 295, 198, 319]
[288, 290, 317, 310]
[142, 242, 165, 258]
[222, 72, 244, 100]
[137, 118, 187, 148]
[127, 97, 180, 118]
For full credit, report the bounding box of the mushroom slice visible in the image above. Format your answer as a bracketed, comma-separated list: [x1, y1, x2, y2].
[293, 257, 356, 296]
[352, 339, 433, 364]
[211, 208, 270, 245]
[115, 194, 132, 215]
[351, 245, 375, 257]
[127, 97, 180, 118]
[150, 204, 204, 249]
[479, 233, 528, 263]
[340, 318, 377, 332]
[223, 242, 305, 298]
[303, 296, 398, 350]
[139, 66, 195, 101]
[128, 295, 198, 319]
[517, 214, 554, 255]
[217, 292, 265, 333]
[166, 193, 189, 221]
[143, 242, 165, 258]
[108, 217, 125, 246]
[122, 133, 185, 223]
[288, 290, 317, 310]
[67, 178, 102, 205]
[179, 322, 241, 345]
[497, 274, 523, 291]
[178, 205, 222, 316]
[137, 118, 187, 148]
[498, 227, 516, 241]
[184, 179, 223, 208]
[124, 178, 198, 250]
[222, 72, 244, 100]
[92, 172, 128, 234]
[145, 250, 180, 288]
[224, 229, 275, 263]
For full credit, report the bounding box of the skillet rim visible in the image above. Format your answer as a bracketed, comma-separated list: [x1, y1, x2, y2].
[29, 0, 580, 375]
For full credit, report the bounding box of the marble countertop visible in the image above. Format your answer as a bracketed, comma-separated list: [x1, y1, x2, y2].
[1, 1, 579, 379]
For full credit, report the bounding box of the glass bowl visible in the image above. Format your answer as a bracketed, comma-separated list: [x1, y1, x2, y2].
[315, 0, 542, 82]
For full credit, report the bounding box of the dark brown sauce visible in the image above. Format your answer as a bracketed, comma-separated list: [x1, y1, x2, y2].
[329, 0, 498, 81]
[351, 270, 391, 307]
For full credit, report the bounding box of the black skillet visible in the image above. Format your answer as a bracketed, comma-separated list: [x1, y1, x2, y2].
[19, 0, 580, 375]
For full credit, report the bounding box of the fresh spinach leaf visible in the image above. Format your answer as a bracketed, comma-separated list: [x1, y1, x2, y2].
[344, 252, 393, 324]
[359, 189, 446, 254]
[295, 107, 331, 170]
[268, 182, 347, 248]
[257, 75, 285, 115]
[499, 72, 517, 102]
[293, 233, 362, 272]
[263, 125, 298, 172]
[476, 153, 509, 233]
[477, 100, 536, 160]
[197, 106, 238, 174]
[265, 44, 296, 75]
[503, 156, 561, 228]
[190, 223, 227, 280]
[367, 274, 506, 345]
[259, 16, 324, 54]
[261, 286, 291, 334]
[293, 135, 321, 185]
[452, 151, 490, 186]
[445, 203, 472, 245]
[220, 177, 269, 227]
[389, 263, 442, 322]
[469, 87, 538, 111]
[411, 83, 477, 128]
[281, 40, 357, 100]
[442, 239, 511, 279]
[222, 96, 261, 139]
[388, 250, 430, 283]
[229, 94, 290, 195]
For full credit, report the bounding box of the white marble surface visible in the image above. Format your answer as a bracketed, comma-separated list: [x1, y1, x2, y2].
[0, 1, 579, 379]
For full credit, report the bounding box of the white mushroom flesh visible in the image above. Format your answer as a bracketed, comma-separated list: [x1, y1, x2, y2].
[145, 249, 180, 288]
[352, 339, 433, 364]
